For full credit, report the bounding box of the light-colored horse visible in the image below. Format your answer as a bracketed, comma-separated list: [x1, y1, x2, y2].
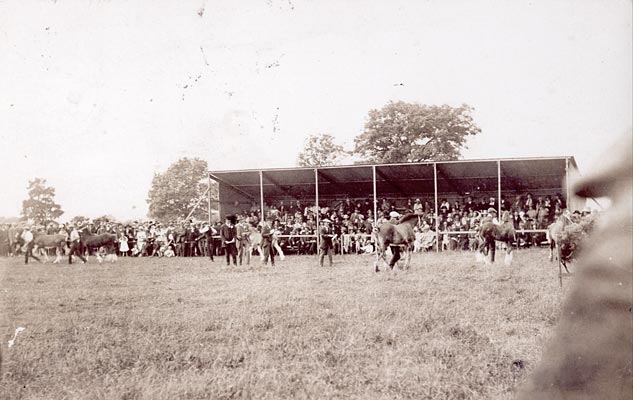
[546, 212, 573, 274]
[373, 214, 419, 272]
[247, 227, 264, 261]
[32, 233, 68, 264]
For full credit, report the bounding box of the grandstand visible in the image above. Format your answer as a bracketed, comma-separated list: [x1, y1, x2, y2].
[209, 156, 581, 222]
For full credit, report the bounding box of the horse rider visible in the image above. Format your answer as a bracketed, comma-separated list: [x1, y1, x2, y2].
[21, 226, 41, 264]
[68, 224, 87, 264]
[261, 216, 275, 266]
[319, 219, 335, 267]
[237, 217, 251, 265]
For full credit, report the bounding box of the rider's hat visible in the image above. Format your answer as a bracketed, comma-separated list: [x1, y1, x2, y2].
[321, 219, 331, 224]
[487, 207, 497, 214]
[389, 211, 400, 218]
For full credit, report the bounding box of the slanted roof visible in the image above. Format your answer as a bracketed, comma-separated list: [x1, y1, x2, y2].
[210, 157, 577, 201]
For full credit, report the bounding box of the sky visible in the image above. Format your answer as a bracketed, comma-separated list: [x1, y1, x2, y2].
[1, 0, 631, 220]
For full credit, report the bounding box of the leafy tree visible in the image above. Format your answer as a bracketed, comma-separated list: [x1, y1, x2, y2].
[21, 178, 64, 224]
[70, 215, 90, 227]
[147, 158, 218, 222]
[297, 134, 347, 167]
[353, 101, 481, 164]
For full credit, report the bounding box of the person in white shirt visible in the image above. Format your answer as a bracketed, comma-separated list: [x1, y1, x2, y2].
[68, 225, 87, 264]
[21, 226, 41, 264]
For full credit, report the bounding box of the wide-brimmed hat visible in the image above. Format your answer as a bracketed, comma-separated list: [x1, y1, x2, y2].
[321, 219, 331, 224]
[389, 211, 400, 218]
[487, 208, 497, 214]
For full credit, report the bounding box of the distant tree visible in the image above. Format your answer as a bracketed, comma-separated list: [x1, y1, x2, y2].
[93, 215, 116, 226]
[147, 158, 218, 222]
[353, 101, 481, 164]
[70, 215, 90, 227]
[297, 134, 347, 167]
[21, 178, 64, 224]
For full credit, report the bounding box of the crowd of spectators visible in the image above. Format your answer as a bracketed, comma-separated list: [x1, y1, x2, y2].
[0, 191, 587, 258]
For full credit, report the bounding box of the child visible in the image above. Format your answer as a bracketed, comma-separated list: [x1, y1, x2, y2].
[119, 234, 129, 256]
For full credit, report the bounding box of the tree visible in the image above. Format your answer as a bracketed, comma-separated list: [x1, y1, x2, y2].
[297, 134, 348, 167]
[146, 158, 218, 222]
[21, 178, 64, 224]
[353, 101, 481, 164]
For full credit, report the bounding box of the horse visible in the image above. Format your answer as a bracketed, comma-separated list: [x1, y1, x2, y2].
[247, 226, 264, 261]
[476, 211, 516, 265]
[374, 214, 419, 272]
[546, 212, 573, 274]
[79, 229, 118, 263]
[31, 233, 68, 264]
[518, 132, 632, 400]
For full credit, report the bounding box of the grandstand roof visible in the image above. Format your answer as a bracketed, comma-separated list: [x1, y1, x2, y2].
[209, 156, 578, 201]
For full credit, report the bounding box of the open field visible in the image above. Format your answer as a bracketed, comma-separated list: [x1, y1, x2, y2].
[0, 249, 568, 399]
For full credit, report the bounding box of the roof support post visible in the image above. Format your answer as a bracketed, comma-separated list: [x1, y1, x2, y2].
[434, 163, 439, 253]
[259, 170, 264, 222]
[565, 157, 570, 209]
[372, 165, 377, 226]
[208, 174, 212, 225]
[497, 160, 502, 215]
[315, 168, 320, 261]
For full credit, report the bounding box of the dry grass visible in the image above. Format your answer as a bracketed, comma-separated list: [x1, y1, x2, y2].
[0, 249, 567, 399]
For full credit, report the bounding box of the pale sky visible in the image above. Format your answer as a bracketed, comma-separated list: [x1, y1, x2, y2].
[1, 0, 631, 220]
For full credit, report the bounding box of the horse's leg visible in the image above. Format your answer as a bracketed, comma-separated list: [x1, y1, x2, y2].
[504, 241, 513, 266]
[389, 246, 401, 271]
[490, 240, 496, 263]
[54, 246, 61, 264]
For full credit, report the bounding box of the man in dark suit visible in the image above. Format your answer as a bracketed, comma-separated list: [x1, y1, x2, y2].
[220, 215, 238, 266]
[260, 216, 275, 266]
[319, 219, 335, 267]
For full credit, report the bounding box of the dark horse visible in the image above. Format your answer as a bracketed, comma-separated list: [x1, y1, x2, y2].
[80, 229, 118, 263]
[374, 214, 420, 272]
[477, 211, 516, 265]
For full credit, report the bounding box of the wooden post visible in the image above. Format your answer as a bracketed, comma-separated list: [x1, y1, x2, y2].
[315, 168, 320, 263]
[497, 160, 502, 215]
[259, 171, 264, 223]
[434, 163, 439, 252]
[372, 165, 377, 226]
[207, 174, 212, 225]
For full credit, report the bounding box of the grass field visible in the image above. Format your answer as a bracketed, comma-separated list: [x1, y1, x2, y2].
[0, 249, 569, 399]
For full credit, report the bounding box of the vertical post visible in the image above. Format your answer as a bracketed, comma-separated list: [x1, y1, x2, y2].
[207, 174, 212, 225]
[259, 171, 265, 223]
[497, 160, 502, 216]
[434, 163, 439, 252]
[565, 158, 570, 210]
[314, 168, 320, 259]
[372, 165, 378, 226]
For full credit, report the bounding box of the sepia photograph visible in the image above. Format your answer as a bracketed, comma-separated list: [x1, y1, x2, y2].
[1, 1, 631, 399]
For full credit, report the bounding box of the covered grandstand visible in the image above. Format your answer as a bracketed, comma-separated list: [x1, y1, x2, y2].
[209, 157, 581, 220]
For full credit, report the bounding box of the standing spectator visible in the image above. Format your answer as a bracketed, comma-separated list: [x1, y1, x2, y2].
[319, 219, 335, 267]
[119, 232, 129, 256]
[21, 226, 41, 264]
[260, 216, 275, 266]
[67, 224, 86, 264]
[220, 215, 238, 266]
[201, 222, 217, 262]
[272, 220, 285, 261]
[8, 224, 17, 257]
[236, 218, 251, 265]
